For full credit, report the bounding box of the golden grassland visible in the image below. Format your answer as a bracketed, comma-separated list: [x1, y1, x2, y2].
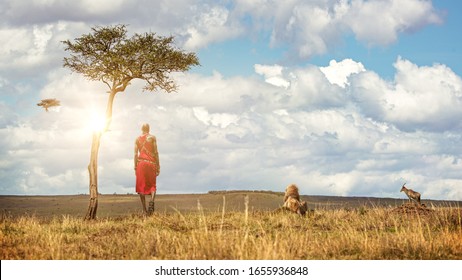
[1, 200, 461, 260]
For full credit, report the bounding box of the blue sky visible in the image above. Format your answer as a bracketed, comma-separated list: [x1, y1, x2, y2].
[194, 1, 461, 79]
[1, 0, 461, 201]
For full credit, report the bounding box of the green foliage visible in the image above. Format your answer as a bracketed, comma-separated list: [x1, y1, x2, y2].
[62, 24, 199, 93]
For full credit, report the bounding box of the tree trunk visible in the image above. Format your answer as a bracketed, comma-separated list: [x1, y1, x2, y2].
[84, 91, 117, 220]
[85, 131, 102, 220]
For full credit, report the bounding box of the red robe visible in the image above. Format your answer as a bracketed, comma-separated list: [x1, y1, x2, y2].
[135, 134, 158, 194]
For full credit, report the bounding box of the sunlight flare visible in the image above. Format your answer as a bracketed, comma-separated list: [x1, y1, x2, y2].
[89, 112, 106, 133]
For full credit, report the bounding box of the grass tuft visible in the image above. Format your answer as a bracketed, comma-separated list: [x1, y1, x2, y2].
[1, 205, 461, 260]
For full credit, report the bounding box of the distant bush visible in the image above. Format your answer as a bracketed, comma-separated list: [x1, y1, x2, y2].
[208, 190, 284, 195]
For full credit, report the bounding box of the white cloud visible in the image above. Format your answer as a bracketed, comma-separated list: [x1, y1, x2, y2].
[0, 0, 443, 60]
[193, 107, 239, 128]
[2, 56, 462, 200]
[182, 6, 242, 50]
[234, 0, 442, 58]
[320, 59, 365, 88]
[0, 23, 78, 77]
[352, 57, 462, 132]
[254, 64, 290, 88]
[80, 0, 126, 14]
[288, 66, 347, 109]
[266, 0, 348, 58]
[0, 0, 128, 24]
[346, 0, 442, 46]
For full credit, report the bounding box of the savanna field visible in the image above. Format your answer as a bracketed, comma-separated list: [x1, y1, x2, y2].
[1, 192, 461, 260]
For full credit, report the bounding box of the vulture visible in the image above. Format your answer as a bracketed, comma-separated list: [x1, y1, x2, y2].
[37, 98, 61, 112]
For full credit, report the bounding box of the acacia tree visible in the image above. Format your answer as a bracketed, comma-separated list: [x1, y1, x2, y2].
[63, 24, 199, 220]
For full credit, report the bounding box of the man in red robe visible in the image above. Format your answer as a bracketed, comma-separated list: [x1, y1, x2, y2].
[134, 123, 160, 215]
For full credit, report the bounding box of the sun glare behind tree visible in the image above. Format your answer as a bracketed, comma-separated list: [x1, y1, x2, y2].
[89, 112, 106, 133]
[62, 24, 199, 220]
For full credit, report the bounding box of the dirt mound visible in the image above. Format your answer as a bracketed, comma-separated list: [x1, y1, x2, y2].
[391, 203, 433, 214]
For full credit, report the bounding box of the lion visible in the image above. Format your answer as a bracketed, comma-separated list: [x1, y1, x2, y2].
[283, 184, 308, 216]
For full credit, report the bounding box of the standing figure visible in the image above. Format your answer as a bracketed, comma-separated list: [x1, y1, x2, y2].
[400, 183, 421, 205]
[134, 123, 160, 215]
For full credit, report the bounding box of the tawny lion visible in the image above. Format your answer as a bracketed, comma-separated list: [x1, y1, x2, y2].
[400, 183, 421, 205]
[283, 184, 308, 216]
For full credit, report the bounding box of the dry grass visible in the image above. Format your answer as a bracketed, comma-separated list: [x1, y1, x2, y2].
[1, 203, 461, 260]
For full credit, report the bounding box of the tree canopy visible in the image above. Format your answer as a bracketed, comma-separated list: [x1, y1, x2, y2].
[62, 24, 199, 93]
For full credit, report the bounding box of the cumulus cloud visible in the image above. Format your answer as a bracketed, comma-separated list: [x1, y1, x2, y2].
[254, 64, 290, 88]
[320, 59, 365, 88]
[351, 57, 462, 132]
[1, 0, 443, 62]
[234, 0, 442, 58]
[2, 55, 462, 201]
[0, 22, 82, 80]
[0, 0, 128, 24]
[182, 6, 242, 50]
[346, 0, 443, 46]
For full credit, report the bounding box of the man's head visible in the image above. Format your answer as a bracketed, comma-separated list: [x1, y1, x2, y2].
[141, 123, 150, 133]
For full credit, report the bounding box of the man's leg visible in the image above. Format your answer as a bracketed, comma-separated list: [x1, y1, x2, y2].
[139, 193, 147, 214]
[148, 191, 156, 215]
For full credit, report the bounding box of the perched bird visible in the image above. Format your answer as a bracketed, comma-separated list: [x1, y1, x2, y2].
[37, 98, 61, 112]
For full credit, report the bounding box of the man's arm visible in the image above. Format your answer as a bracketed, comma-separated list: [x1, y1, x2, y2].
[152, 136, 160, 176]
[134, 138, 139, 170]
